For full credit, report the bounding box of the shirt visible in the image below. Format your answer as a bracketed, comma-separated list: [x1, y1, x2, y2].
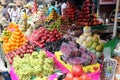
[47, 6, 60, 16]
[61, 3, 67, 16]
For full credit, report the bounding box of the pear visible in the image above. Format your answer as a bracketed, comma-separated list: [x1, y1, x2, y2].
[87, 41, 93, 48]
[96, 52, 102, 58]
[82, 41, 88, 48]
[96, 44, 103, 52]
[83, 32, 91, 37]
[92, 34, 99, 42]
[86, 36, 93, 42]
[91, 49, 96, 54]
[83, 26, 91, 33]
[91, 42, 98, 49]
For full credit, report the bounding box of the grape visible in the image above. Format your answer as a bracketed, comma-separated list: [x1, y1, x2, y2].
[12, 50, 54, 80]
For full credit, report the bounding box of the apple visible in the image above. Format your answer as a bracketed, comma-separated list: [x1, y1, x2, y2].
[72, 65, 84, 77]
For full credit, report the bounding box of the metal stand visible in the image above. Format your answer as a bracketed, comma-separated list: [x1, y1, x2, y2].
[113, 0, 120, 38]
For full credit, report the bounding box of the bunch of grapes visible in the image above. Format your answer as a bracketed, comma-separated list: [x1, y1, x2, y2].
[12, 50, 54, 80]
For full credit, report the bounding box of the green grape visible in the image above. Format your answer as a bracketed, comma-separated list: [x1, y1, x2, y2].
[12, 51, 54, 80]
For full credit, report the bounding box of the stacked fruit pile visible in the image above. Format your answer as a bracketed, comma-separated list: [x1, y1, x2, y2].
[6, 42, 36, 64]
[76, 26, 105, 58]
[2, 27, 26, 54]
[12, 51, 54, 80]
[77, 0, 103, 26]
[28, 28, 62, 48]
[62, 2, 75, 22]
[46, 9, 59, 22]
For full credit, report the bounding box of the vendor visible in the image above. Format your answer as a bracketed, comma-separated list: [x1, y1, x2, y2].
[11, 6, 18, 23]
[46, 0, 60, 16]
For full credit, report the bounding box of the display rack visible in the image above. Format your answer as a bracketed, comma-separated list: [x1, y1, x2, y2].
[113, 0, 120, 38]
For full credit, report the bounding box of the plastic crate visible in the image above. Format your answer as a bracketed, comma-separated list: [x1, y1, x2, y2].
[87, 71, 101, 80]
[103, 37, 120, 57]
[55, 51, 101, 73]
[46, 51, 69, 73]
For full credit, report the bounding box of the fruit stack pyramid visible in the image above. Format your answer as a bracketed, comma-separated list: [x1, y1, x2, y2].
[77, 0, 103, 26]
[62, 2, 75, 22]
[76, 26, 105, 58]
[2, 25, 26, 54]
[46, 9, 59, 21]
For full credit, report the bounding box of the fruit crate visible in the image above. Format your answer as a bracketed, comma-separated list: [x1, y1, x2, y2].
[55, 51, 101, 73]
[10, 66, 59, 80]
[46, 51, 101, 80]
[9, 51, 69, 80]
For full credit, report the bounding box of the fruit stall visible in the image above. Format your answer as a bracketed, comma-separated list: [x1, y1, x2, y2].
[0, 0, 120, 80]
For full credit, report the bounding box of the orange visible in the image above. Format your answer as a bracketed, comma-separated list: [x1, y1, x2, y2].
[3, 36, 8, 40]
[10, 37, 16, 42]
[14, 31, 22, 36]
[11, 47, 15, 50]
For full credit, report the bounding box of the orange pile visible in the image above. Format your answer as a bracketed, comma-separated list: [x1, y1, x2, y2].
[2, 24, 26, 54]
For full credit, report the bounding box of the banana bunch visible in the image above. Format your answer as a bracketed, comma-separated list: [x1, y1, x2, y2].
[46, 9, 59, 22]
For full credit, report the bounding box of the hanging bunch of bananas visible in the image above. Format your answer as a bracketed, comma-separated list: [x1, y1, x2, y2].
[46, 9, 59, 22]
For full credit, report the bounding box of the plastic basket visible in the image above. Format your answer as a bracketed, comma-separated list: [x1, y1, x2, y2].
[46, 51, 69, 73]
[10, 51, 69, 80]
[55, 51, 101, 73]
[87, 71, 101, 80]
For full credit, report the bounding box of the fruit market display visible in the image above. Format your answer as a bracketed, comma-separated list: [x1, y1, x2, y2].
[77, 0, 103, 26]
[45, 38, 68, 53]
[76, 26, 105, 58]
[12, 50, 54, 80]
[2, 27, 26, 54]
[62, 2, 75, 22]
[46, 9, 59, 22]
[6, 42, 36, 64]
[28, 27, 62, 48]
[64, 65, 91, 80]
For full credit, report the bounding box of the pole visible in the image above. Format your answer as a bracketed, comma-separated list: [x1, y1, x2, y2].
[113, 0, 120, 38]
